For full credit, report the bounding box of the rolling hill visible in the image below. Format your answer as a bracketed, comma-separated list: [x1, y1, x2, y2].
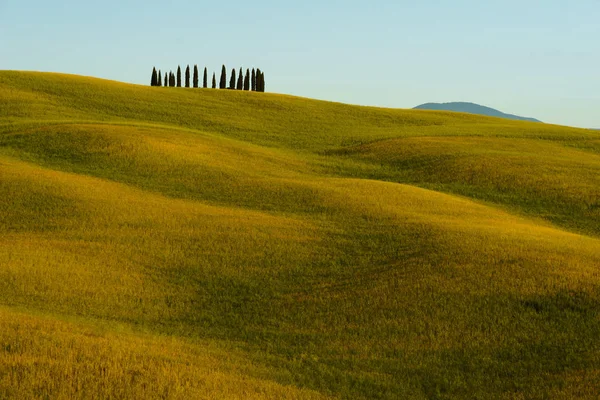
[1, 71, 600, 399]
[414, 102, 541, 122]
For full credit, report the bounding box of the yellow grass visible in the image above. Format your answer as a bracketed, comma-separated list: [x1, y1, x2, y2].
[0, 307, 331, 400]
[1, 71, 600, 398]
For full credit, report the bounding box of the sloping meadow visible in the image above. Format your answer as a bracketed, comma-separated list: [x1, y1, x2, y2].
[1, 71, 600, 399]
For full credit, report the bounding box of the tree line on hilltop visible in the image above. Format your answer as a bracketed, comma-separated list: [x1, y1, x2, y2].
[150, 65, 265, 92]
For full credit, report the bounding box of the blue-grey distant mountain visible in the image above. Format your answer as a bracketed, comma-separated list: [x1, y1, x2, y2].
[414, 102, 541, 123]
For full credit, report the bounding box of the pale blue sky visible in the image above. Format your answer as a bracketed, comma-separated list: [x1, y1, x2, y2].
[1, 1, 598, 128]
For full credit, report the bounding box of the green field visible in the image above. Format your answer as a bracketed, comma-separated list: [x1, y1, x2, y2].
[1, 71, 600, 399]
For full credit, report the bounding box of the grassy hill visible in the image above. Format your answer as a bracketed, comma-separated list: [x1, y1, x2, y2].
[1, 71, 600, 399]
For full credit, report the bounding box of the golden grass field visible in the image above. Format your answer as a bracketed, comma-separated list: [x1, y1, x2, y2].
[1, 71, 600, 399]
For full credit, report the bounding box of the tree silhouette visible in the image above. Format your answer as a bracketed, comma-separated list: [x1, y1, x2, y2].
[164, 71, 168, 87]
[244, 69, 250, 91]
[212, 72, 216, 89]
[177, 66, 182, 87]
[194, 65, 200, 88]
[151, 67, 158, 86]
[237, 67, 243, 90]
[219, 65, 227, 89]
[251, 68, 256, 91]
[257, 69, 265, 92]
[157, 69, 162, 87]
[229, 68, 236, 89]
[203, 67, 208, 88]
[256, 71, 265, 92]
[193, 65, 199, 88]
[171, 72, 176, 87]
[184, 65, 190, 88]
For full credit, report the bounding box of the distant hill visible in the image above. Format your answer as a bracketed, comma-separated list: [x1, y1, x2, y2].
[414, 102, 541, 122]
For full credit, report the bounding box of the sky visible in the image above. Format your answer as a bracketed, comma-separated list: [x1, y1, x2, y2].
[1, 0, 599, 128]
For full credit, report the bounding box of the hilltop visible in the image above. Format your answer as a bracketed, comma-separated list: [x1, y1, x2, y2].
[414, 101, 541, 122]
[1, 71, 600, 399]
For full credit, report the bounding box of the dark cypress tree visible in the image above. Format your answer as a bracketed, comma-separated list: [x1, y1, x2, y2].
[164, 71, 168, 87]
[170, 71, 176, 87]
[193, 65, 199, 88]
[258, 70, 265, 92]
[256, 68, 261, 92]
[177, 66, 182, 87]
[251, 68, 256, 91]
[151, 67, 158, 86]
[229, 68, 236, 89]
[212, 72, 216, 89]
[203, 67, 208, 88]
[244, 69, 250, 91]
[219, 65, 227, 89]
[185, 65, 191, 88]
[237, 67, 243, 90]
[157, 70, 162, 87]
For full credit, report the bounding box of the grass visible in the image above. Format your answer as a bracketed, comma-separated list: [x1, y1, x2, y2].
[1, 71, 600, 399]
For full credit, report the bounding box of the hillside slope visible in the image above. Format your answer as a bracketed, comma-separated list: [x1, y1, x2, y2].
[414, 102, 541, 122]
[1, 71, 600, 399]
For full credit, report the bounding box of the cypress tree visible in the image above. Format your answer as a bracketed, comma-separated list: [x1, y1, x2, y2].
[185, 65, 190, 88]
[229, 68, 236, 89]
[219, 65, 227, 89]
[193, 65, 199, 88]
[258, 70, 265, 92]
[251, 68, 256, 91]
[256, 69, 261, 92]
[157, 69, 162, 87]
[237, 67, 243, 90]
[212, 73, 217, 89]
[170, 72, 176, 87]
[151, 67, 157, 86]
[164, 71, 168, 87]
[203, 67, 208, 88]
[177, 66, 182, 87]
[244, 69, 250, 91]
